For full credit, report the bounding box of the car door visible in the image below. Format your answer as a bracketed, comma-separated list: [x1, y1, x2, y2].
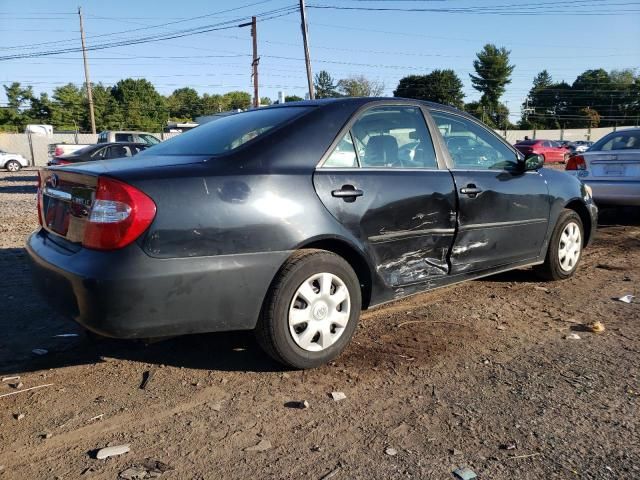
[428, 109, 550, 274]
[313, 103, 457, 289]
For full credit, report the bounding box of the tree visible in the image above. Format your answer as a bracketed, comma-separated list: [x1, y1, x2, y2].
[51, 83, 85, 130]
[314, 70, 339, 98]
[469, 44, 515, 125]
[222, 91, 251, 110]
[92, 84, 123, 130]
[581, 106, 601, 128]
[167, 87, 201, 120]
[111, 78, 167, 131]
[522, 71, 571, 129]
[27, 93, 52, 124]
[0, 82, 34, 129]
[260, 96, 272, 106]
[337, 75, 384, 97]
[393, 70, 464, 108]
[284, 95, 304, 102]
[201, 93, 224, 115]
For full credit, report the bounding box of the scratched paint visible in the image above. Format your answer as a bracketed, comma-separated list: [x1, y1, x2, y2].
[376, 248, 449, 286]
[451, 241, 489, 255]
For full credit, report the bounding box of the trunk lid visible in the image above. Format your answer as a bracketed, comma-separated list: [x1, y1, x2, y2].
[39, 169, 98, 243]
[583, 149, 640, 180]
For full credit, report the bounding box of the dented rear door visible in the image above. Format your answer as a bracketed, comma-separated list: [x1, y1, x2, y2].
[314, 103, 456, 289]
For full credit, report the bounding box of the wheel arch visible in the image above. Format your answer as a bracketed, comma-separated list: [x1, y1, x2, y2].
[564, 199, 592, 245]
[292, 237, 374, 310]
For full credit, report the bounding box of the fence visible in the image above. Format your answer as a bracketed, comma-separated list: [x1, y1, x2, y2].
[0, 132, 180, 167]
[0, 126, 633, 167]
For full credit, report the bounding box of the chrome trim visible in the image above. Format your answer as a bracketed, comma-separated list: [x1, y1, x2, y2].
[460, 218, 547, 231]
[43, 187, 72, 201]
[369, 228, 455, 243]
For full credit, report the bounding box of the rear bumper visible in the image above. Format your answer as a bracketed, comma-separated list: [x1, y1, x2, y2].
[26, 230, 289, 338]
[583, 179, 640, 206]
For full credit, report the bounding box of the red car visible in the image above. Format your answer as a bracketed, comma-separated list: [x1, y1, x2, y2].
[514, 139, 570, 163]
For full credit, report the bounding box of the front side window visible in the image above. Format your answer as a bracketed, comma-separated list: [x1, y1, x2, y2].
[349, 106, 437, 168]
[140, 107, 312, 156]
[591, 131, 640, 151]
[431, 111, 518, 170]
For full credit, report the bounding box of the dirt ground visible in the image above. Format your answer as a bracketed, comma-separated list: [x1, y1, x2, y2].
[0, 169, 638, 479]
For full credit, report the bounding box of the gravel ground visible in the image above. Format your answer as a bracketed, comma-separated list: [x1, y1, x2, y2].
[0, 169, 638, 479]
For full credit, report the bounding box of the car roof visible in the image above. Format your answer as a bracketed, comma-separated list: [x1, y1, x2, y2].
[262, 96, 476, 120]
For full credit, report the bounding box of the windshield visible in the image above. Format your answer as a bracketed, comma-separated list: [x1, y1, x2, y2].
[140, 106, 312, 156]
[590, 131, 640, 151]
[139, 134, 161, 145]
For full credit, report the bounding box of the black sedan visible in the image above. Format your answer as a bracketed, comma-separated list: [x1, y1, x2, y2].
[28, 98, 597, 369]
[48, 142, 148, 166]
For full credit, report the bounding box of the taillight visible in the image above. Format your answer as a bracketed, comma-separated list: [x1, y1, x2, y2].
[83, 177, 156, 250]
[37, 171, 44, 226]
[54, 147, 64, 156]
[566, 155, 586, 171]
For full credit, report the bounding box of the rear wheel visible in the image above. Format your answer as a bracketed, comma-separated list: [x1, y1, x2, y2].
[5, 160, 21, 172]
[535, 209, 583, 281]
[255, 249, 361, 369]
[539, 154, 546, 164]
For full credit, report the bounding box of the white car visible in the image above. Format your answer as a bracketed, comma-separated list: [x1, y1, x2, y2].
[565, 128, 640, 206]
[0, 149, 29, 172]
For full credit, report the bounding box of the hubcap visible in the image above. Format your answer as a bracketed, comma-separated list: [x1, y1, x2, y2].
[558, 221, 581, 272]
[7, 162, 18, 172]
[288, 272, 351, 352]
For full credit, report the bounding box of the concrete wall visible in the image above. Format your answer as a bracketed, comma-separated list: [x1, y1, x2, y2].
[0, 132, 179, 166]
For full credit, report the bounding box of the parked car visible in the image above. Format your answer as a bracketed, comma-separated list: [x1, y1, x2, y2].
[97, 130, 161, 146]
[28, 98, 597, 369]
[514, 139, 570, 163]
[47, 131, 161, 159]
[572, 141, 594, 154]
[48, 143, 148, 166]
[565, 128, 640, 206]
[0, 149, 29, 172]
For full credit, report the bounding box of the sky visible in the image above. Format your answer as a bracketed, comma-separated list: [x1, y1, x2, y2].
[0, 0, 639, 121]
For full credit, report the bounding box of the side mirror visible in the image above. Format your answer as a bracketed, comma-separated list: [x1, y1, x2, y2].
[523, 153, 544, 171]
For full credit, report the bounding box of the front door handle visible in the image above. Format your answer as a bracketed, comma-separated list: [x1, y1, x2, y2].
[332, 185, 364, 202]
[460, 184, 482, 197]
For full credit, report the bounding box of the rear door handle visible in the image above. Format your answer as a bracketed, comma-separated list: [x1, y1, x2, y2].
[460, 184, 482, 197]
[332, 185, 364, 202]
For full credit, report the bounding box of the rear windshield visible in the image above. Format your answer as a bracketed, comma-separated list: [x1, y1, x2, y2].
[141, 106, 312, 156]
[63, 144, 99, 157]
[590, 131, 640, 151]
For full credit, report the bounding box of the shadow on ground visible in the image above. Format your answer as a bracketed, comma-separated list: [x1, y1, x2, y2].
[3, 205, 637, 376]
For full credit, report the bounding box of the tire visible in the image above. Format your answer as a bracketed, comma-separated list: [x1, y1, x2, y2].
[255, 249, 362, 369]
[535, 209, 584, 281]
[5, 160, 21, 172]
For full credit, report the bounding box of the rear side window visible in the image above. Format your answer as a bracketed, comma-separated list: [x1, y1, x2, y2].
[142, 107, 311, 156]
[350, 105, 437, 168]
[115, 133, 134, 142]
[591, 131, 640, 151]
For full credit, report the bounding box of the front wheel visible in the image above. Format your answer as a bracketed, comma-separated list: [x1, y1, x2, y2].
[255, 249, 361, 369]
[5, 160, 21, 172]
[535, 209, 584, 281]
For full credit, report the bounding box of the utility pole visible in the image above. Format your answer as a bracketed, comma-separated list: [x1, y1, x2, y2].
[299, 0, 314, 99]
[239, 16, 260, 108]
[78, 7, 96, 134]
[251, 17, 259, 108]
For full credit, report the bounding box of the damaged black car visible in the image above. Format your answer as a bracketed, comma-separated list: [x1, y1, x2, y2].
[27, 98, 597, 369]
